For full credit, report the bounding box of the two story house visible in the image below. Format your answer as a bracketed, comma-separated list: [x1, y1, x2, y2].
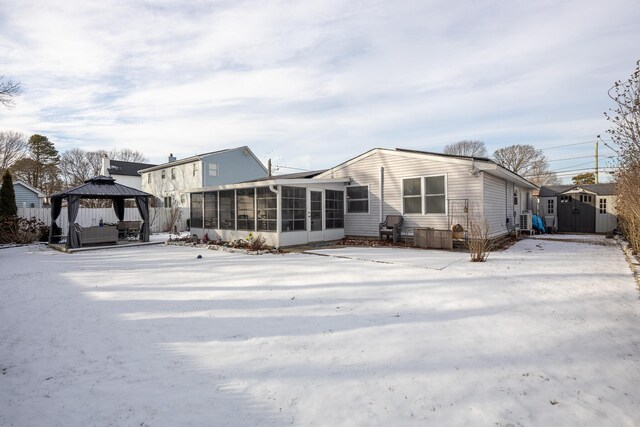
[139, 146, 268, 207]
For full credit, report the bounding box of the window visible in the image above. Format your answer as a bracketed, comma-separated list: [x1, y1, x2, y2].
[161, 170, 166, 180]
[424, 176, 445, 214]
[204, 192, 218, 228]
[580, 194, 592, 204]
[402, 176, 446, 214]
[346, 185, 369, 213]
[599, 198, 607, 214]
[402, 178, 422, 214]
[219, 190, 235, 230]
[237, 189, 255, 231]
[256, 187, 277, 231]
[281, 187, 306, 231]
[513, 190, 518, 206]
[193, 163, 198, 177]
[163, 196, 172, 208]
[560, 195, 570, 203]
[547, 199, 554, 214]
[209, 163, 218, 177]
[190, 193, 203, 229]
[171, 168, 176, 180]
[325, 190, 344, 229]
[147, 173, 151, 184]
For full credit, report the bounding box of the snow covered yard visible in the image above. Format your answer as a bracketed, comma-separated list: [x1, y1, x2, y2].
[1, 236, 639, 426]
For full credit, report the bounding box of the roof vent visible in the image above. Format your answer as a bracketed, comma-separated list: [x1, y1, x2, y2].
[168, 153, 176, 163]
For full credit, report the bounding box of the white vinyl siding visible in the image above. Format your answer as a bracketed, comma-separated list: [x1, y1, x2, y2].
[323, 151, 482, 237]
[483, 173, 510, 238]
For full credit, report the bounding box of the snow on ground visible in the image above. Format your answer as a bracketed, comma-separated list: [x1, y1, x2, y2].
[307, 247, 466, 270]
[1, 237, 639, 426]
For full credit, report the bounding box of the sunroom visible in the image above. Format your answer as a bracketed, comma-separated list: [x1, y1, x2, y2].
[188, 176, 351, 247]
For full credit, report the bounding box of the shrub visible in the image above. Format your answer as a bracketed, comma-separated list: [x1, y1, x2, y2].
[0, 216, 47, 244]
[466, 218, 493, 262]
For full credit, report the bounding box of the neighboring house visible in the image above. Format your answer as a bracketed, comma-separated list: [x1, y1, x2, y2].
[188, 148, 537, 247]
[139, 146, 268, 208]
[0, 180, 46, 209]
[536, 183, 617, 233]
[100, 156, 156, 191]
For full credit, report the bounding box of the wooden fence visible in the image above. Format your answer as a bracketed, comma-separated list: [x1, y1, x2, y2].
[17, 207, 190, 233]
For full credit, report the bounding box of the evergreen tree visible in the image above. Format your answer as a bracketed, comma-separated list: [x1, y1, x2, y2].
[0, 170, 17, 218]
[27, 134, 59, 190]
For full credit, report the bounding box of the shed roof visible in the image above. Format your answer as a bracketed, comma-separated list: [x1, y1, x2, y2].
[51, 176, 152, 199]
[538, 183, 616, 197]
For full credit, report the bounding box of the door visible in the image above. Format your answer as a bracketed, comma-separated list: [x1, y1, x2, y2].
[574, 193, 595, 233]
[557, 193, 596, 233]
[308, 190, 324, 242]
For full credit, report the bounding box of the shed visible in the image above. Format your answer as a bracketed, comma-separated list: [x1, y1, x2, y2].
[536, 183, 617, 233]
[49, 176, 153, 249]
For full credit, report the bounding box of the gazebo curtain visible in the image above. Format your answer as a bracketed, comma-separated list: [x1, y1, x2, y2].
[112, 198, 125, 221]
[67, 195, 81, 248]
[48, 197, 63, 243]
[135, 196, 150, 242]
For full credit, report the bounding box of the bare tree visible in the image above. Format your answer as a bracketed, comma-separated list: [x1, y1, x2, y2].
[59, 148, 106, 186]
[606, 60, 640, 252]
[0, 77, 21, 109]
[109, 148, 148, 163]
[59, 147, 147, 187]
[493, 144, 557, 186]
[443, 140, 488, 157]
[0, 131, 28, 176]
[604, 59, 640, 166]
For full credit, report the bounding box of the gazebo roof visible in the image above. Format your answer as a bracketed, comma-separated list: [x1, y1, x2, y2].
[51, 175, 152, 199]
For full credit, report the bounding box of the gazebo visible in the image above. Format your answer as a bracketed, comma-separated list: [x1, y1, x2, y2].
[49, 175, 152, 249]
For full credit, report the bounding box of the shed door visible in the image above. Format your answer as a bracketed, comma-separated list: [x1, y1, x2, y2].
[557, 194, 596, 233]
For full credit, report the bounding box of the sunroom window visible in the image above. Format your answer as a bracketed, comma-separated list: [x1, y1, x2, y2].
[281, 187, 306, 232]
[204, 192, 218, 228]
[219, 190, 235, 230]
[325, 190, 344, 229]
[256, 187, 277, 231]
[237, 189, 255, 231]
[190, 193, 203, 229]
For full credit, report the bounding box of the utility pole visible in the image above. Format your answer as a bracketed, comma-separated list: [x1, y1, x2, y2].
[595, 137, 599, 184]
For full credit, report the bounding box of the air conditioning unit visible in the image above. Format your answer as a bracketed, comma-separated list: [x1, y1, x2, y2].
[519, 212, 532, 230]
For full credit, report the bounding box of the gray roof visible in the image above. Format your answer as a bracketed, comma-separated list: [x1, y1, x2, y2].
[51, 176, 152, 199]
[538, 183, 616, 197]
[108, 160, 156, 177]
[395, 148, 493, 162]
[245, 170, 328, 182]
[138, 146, 267, 173]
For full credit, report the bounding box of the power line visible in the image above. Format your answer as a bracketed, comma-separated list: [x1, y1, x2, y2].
[547, 155, 616, 163]
[540, 140, 597, 150]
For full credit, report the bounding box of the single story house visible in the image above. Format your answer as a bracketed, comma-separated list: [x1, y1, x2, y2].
[188, 148, 537, 247]
[0, 180, 46, 209]
[535, 183, 617, 233]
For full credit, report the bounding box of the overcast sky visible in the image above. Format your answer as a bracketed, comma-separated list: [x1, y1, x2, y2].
[1, 0, 638, 180]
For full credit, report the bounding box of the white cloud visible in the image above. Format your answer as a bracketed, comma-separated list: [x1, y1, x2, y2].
[0, 0, 638, 173]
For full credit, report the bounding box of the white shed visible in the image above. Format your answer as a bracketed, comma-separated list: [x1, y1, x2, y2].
[535, 183, 617, 234]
